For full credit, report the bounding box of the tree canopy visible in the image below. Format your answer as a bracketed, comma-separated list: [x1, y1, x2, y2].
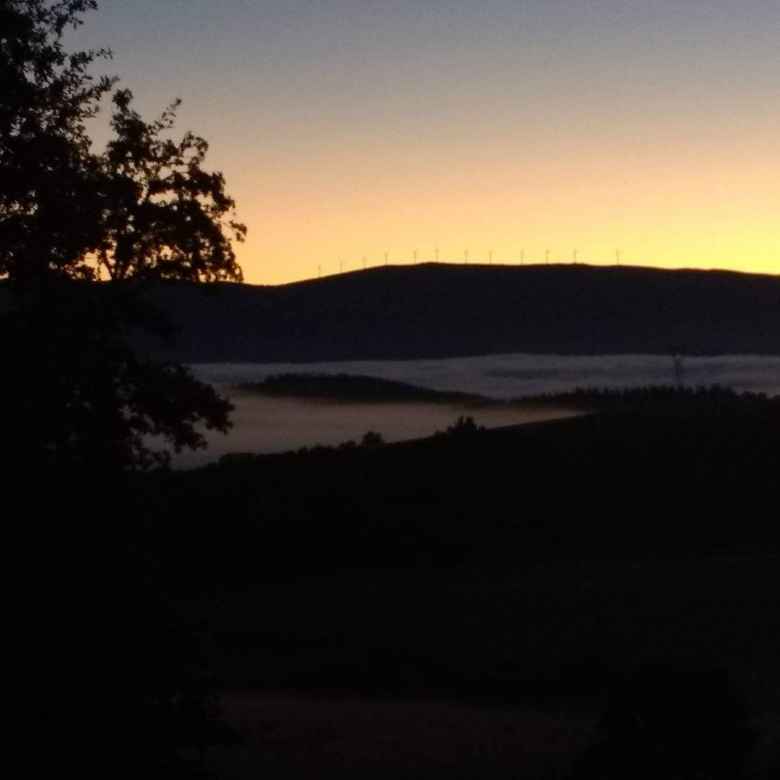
[0, 0, 246, 469]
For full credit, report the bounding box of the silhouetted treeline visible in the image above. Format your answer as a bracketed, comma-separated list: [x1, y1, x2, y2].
[517, 383, 780, 412]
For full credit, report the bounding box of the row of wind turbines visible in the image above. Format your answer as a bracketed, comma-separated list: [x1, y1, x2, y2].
[318, 249, 628, 277]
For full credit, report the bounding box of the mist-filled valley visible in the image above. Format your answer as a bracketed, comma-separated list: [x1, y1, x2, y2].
[176, 353, 780, 467]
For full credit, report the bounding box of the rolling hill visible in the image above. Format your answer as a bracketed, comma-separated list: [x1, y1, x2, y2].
[133, 263, 780, 362]
[4, 263, 776, 362]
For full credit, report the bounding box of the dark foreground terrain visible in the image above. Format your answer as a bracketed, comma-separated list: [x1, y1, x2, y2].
[111, 387, 780, 778]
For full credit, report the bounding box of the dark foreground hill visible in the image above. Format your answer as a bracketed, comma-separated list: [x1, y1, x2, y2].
[132, 390, 780, 721]
[132, 263, 780, 362]
[73, 387, 780, 778]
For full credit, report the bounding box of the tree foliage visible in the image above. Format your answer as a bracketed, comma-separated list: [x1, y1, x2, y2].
[0, 0, 246, 469]
[98, 88, 245, 283]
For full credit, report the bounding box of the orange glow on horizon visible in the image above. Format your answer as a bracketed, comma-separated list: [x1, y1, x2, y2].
[225, 133, 779, 284]
[74, 0, 780, 287]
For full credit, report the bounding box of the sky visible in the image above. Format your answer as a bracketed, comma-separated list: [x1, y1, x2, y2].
[73, 1, 780, 285]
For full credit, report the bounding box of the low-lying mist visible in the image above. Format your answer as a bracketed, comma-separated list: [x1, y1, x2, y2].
[167, 352, 780, 467]
[174, 395, 579, 468]
[192, 352, 780, 399]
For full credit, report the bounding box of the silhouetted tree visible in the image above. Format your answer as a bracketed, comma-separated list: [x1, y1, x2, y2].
[361, 430, 385, 448]
[2, 3, 246, 775]
[1, 0, 246, 470]
[439, 415, 485, 436]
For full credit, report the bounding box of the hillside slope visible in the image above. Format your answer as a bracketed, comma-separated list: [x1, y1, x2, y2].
[84, 263, 780, 360]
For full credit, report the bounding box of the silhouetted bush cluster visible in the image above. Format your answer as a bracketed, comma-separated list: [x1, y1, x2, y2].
[435, 415, 486, 437]
[571, 664, 756, 779]
[217, 429, 387, 464]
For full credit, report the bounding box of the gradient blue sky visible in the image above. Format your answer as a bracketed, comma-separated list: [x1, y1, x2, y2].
[72, 1, 780, 283]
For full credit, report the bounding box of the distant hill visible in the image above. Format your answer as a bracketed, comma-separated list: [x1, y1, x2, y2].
[130, 264, 779, 362]
[238, 373, 486, 404]
[4, 263, 776, 361]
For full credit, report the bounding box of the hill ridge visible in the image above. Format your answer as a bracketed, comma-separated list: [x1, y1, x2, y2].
[119, 263, 780, 361]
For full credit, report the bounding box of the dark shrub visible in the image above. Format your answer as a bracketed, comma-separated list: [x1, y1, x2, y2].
[572, 664, 755, 779]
